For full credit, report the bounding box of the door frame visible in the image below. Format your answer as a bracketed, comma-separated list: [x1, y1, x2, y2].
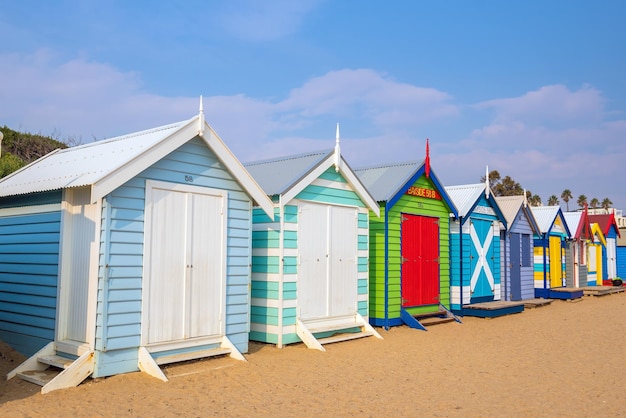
[141, 180, 227, 352]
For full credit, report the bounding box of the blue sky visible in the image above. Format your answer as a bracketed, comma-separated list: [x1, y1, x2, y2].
[1, 1, 624, 210]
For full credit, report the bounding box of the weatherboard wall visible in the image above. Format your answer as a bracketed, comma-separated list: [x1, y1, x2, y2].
[0, 193, 62, 356]
[449, 195, 501, 311]
[368, 175, 452, 327]
[501, 208, 535, 301]
[249, 168, 370, 346]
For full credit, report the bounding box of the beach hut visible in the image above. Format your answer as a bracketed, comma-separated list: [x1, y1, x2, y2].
[244, 127, 382, 351]
[445, 180, 508, 314]
[1, 106, 274, 392]
[563, 207, 594, 288]
[354, 144, 458, 330]
[530, 206, 578, 299]
[617, 228, 626, 280]
[587, 222, 607, 285]
[495, 195, 540, 302]
[588, 213, 621, 283]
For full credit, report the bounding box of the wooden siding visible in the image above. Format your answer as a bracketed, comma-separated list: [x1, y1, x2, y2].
[449, 196, 501, 311]
[368, 175, 451, 325]
[502, 209, 535, 301]
[94, 138, 253, 377]
[617, 246, 626, 279]
[250, 168, 370, 346]
[0, 208, 61, 356]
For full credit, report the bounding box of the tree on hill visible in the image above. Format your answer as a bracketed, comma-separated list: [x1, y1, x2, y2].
[601, 198, 613, 210]
[527, 191, 542, 206]
[0, 126, 68, 178]
[590, 198, 599, 209]
[577, 195, 587, 208]
[561, 189, 572, 211]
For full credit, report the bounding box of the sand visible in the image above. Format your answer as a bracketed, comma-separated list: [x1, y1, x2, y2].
[1, 293, 625, 417]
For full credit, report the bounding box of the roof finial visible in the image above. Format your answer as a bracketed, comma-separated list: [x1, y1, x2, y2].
[425, 138, 431, 178]
[198, 95, 205, 137]
[523, 188, 528, 208]
[334, 123, 341, 172]
[485, 165, 490, 199]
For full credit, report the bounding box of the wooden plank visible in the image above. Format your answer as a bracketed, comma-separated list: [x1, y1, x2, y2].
[138, 346, 167, 382]
[6, 341, 55, 380]
[41, 350, 94, 394]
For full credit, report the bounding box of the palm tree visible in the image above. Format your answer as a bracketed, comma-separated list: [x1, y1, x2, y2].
[577, 194, 587, 208]
[601, 198, 613, 210]
[528, 194, 542, 206]
[561, 189, 572, 211]
[590, 198, 599, 208]
[547, 195, 559, 206]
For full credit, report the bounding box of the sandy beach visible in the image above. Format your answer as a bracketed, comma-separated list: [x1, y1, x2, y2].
[1, 292, 625, 417]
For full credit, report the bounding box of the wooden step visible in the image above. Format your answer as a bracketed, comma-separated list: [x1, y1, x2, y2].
[307, 322, 360, 335]
[153, 347, 232, 365]
[413, 310, 450, 320]
[38, 354, 75, 369]
[418, 316, 455, 327]
[317, 330, 373, 345]
[17, 369, 59, 387]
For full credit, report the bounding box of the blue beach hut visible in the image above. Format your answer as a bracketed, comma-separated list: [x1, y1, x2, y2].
[0, 105, 274, 392]
[495, 195, 540, 301]
[445, 180, 507, 314]
[244, 126, 382, 351]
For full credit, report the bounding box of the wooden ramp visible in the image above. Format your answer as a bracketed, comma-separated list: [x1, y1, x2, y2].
[461, 300, 525, 318]
[296, 313, 382, 352]
[522, 298, 554, 309]
[548, 287, 584, 300]
[581, 286, 625, 297]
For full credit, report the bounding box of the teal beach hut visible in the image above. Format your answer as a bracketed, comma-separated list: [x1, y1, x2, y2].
[244, 126, 382, 351]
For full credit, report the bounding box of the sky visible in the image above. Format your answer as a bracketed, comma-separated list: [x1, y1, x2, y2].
[1, 1, 625, 211]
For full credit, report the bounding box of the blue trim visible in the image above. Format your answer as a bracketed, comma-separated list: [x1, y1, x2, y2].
[384, 205, 389, 330]
[400, 308, 427, 331]
[370, 316, 403, 327]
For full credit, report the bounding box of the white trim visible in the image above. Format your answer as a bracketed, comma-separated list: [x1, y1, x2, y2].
[0, 203, 61, 217]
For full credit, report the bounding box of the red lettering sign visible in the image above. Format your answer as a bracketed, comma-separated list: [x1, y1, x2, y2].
[405, 186, 441, 200]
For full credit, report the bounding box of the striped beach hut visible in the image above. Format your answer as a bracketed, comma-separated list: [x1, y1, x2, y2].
[495, 195, 540, 302]
[617, 228, 626, 280]
[244, 127, 382, 351]
[1, 106, 274, 392]
[445, 180, 507, 313]
[589, 213, 621, 283]
[355, 146, 458, 330]
[563, 207, 594, 288]
[530, 206, 576, 299]
[587, 222, 607, 286]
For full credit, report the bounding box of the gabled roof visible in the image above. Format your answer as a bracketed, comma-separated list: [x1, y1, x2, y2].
[564, 208, 593, 240]
[530, 206, 571, 237]
[0, 113, 275, 218]
[354, 161, 457, 217]
[444, 183, 506, 227]
[245, 150, 380, 217]
[590, 223, 607, 247]
[495, 195, 540, 234]
[589, 213, 621, 238]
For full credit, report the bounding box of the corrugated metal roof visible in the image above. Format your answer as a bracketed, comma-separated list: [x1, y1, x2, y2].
[444, 183, 486, 218]
[530, 206, 561, 233]
[563, 212, 582, 237]
[0, 118, 191, 198]
[354, 161, 423, 202]
[244, 150, 331, 196]
[494, 195, 525, 225]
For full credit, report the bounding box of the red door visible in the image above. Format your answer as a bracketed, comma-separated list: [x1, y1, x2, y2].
[401, 214, 440, 307]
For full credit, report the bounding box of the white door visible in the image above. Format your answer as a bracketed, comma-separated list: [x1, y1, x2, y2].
[607, 238, 617, 279]
[298, 202, 357, 321]
[142, 181, 225, 349]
